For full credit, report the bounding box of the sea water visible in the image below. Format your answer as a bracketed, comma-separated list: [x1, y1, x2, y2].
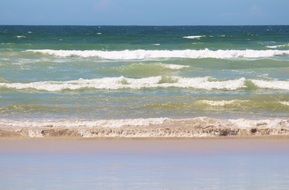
[0, 26, 289, 124]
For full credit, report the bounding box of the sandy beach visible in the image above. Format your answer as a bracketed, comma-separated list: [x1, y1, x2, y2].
[1, 137, 289, 153]
[1, 137, 289, 189]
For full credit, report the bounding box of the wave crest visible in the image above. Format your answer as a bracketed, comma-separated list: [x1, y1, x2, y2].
[1, 77, 289, 92]
[26, 49, 289, 59]
[183, 35, 205, 39]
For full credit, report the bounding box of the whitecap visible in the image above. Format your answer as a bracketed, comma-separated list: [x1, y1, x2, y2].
[16, 35, 26, 39]
[26, 49, 289, 60]
[3, 77, 289, 92]
[158, 63, 189, 70]
[197, 100, 249, 106]
[279, 101, 289, 106]
[251, 79, 289, 90]
[266, 43, 289, 49]
[183, 35, 204, 40]
[0, 76, 246, 91]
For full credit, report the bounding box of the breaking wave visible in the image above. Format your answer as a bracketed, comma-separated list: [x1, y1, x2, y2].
[26, 49, 289, 60]
[1, 77, 289, 92]
[197, 100, 250, 106]
[158, 63, 189, 70]
[266, 43, 289, 49]
[251, 79, 289, 90]
[0, 76, 246, 91]
[146, 99, 289, 112]
[183, 35, 205, 40]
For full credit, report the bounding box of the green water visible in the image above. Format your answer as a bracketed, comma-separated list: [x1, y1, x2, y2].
[1, 26, 289, 121]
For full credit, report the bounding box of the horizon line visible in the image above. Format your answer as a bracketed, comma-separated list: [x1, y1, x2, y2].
[0, 24, 289, 27]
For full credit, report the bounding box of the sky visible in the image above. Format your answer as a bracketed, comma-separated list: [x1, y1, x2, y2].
[0, 0, 289, 25]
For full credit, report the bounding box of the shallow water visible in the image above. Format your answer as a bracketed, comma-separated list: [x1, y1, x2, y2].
[1, 26, 289, 123]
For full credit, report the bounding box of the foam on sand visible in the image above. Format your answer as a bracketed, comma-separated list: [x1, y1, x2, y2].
[26, 49, 289, 60]
[1, 117, 289, 138]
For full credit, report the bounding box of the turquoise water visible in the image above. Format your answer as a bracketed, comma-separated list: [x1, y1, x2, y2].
[1, 26, 289, 121]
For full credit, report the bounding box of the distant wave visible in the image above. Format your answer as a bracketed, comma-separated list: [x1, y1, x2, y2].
[26, 49, 289, 60]
[158, 63, 189, 70]
[266, 43, 289, 49]
[1, 76, 289, 92]
[183, 35, 205, 40]
[16, 35, 26, 39]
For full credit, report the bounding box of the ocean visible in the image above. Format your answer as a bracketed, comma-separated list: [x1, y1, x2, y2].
[0, 26, 289, 130]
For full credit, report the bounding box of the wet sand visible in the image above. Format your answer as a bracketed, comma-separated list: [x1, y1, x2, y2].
[1, 138, 289, 190]
[1, 137, 289, 154]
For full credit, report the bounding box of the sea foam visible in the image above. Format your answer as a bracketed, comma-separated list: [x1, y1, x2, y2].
[1, 117, 289, 138]
[197, 100, 249, 106]
[266, 43, 289, 49]
[251, 79, 289, 90]
[0, 118, 169, 130]
[1, 77, 289, 92]
[0, 76, 246, 91]
[280, 101, 289, 106]
[26, 49, 289, 60]
[159, 63, 189, 70]
[183, 35, 205, 39]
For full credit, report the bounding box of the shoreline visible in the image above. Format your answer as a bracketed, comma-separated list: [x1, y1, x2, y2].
[1, 117, 289, 138]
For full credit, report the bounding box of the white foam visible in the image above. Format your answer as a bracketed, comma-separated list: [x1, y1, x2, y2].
[0, 118, 169, 129]
[279, 101, 289, 106]
[1, 117, 289, 138]
[251, 79, 289, 90]
[16, 35, 26, 39]
[2, 77, 289, 92]
[153, 43, 161, 46]
[183, 35, 204, 40]
[198, 100, 249, 106]
[266, 43, 289, 49]
[26, 49, 289, 60]
[0, 76, 246, 91]
[159, 63, 189, 70]
[229, 118, 285, 129]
